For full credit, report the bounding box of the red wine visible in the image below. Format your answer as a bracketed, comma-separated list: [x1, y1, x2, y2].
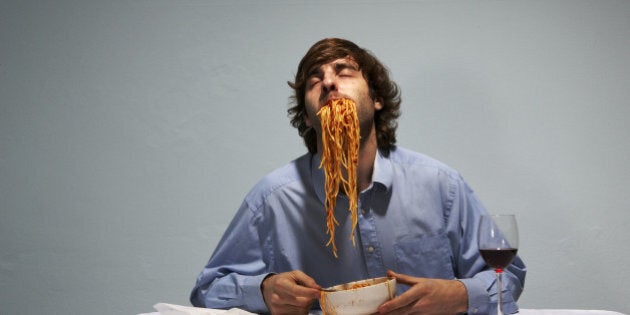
[480, 248, 518, 271]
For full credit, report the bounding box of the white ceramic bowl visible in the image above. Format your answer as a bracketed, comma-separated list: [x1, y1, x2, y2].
[319, 277, 396, 315]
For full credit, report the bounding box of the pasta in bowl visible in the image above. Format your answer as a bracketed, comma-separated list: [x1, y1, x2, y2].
[320, 277, 396, 315]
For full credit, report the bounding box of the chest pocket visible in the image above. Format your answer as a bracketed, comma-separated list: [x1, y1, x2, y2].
[393, 233, 455, 279]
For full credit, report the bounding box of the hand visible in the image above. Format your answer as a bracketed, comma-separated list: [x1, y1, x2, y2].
[261, 270, 322, 315]
[377, 270, 468, 315]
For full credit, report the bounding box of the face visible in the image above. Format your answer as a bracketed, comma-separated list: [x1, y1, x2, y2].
[303, 57, 383, 149]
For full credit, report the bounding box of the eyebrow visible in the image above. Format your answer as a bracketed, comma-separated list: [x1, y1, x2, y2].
[307, 67, 322, 78]
[307, 60, 359, 78]
[333, 60, 359, 72]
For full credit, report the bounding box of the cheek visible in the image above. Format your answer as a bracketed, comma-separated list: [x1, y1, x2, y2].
[303, 101, 320, 128]
[305, 113, 322, 133]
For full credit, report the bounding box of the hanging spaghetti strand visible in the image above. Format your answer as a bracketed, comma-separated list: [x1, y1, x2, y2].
[317, 98, 360, 258]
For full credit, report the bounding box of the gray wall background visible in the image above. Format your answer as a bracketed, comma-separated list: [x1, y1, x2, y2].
[1, 1, 629, 314]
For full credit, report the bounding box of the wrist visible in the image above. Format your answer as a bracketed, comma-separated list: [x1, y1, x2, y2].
[260, 273, 276, 294]
[453, 279, 469, 313]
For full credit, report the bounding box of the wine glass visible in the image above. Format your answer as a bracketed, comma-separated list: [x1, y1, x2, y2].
[478, 214, 519, 315]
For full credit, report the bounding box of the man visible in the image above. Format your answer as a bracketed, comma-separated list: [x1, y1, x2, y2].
[191, 38, 526, 314]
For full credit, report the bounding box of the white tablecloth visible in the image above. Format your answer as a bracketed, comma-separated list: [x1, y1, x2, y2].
[518, 311, 625, 315]
[138, 311, 626, 315]
[138, 303, 626, 315]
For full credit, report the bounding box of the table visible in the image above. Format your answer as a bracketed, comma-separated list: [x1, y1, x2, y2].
[138, 303, 626, 315]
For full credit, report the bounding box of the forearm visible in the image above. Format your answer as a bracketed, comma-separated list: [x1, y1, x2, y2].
[191, 271, 271, 313]
[459, 262, 525, 315]
[447, 178, 527, 314]
[190, 199, 273, 311]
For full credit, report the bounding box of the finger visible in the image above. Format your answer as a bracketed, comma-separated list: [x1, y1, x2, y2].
[268, 289, 316, 311]
[273, 305, 312, 315]
[272, 272, 320, 304]
[378, 288, 421, 314]
[291, 270, 322, 290]
[282, 294, 318, 310]
[387, 270, 419, 286]
[287, 271, 322, 299]
[289, 284, 321, 301]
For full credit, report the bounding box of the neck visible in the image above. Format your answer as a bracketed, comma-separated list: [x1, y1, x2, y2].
[315, 124, 378, 192]
[356, 128, 378, 192]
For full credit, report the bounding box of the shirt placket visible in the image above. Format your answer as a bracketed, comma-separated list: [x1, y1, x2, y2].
[357, 190, 387, 278]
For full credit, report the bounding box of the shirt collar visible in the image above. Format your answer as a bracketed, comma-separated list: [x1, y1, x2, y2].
[372, 149, 393, 192]
[311, 149, 393, 204]
[311, 153, 326, 205]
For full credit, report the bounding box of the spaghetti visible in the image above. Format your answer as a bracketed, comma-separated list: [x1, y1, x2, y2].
[317, 98, 360, 258]
[349, 282, 371, 289]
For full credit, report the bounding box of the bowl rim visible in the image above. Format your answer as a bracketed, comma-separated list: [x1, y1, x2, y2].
[319, 277, 397, 314]
[323, 276, 395, 292]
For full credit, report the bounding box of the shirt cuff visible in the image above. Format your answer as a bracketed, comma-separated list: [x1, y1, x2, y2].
[458, 277, 490, 315]
[242, 273, 273, 313]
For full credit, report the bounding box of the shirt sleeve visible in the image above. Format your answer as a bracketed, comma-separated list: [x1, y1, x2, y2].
[189, 201, 270, 313]
[459, 258, 526, 315]
[445, 172, 527, 314]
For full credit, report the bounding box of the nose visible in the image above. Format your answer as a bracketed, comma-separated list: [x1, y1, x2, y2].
[322, 72, 337, 93]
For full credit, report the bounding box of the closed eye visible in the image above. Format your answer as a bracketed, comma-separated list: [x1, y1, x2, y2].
[334, 62, 359, 76]
[338, 69, 354, 77]
[307, 75, 322, 89]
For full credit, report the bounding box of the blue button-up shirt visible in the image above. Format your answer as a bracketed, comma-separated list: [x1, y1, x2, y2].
[191, 146, 526, 314]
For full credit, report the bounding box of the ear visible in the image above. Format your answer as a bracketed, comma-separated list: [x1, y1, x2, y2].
[374, 97, 383, 111]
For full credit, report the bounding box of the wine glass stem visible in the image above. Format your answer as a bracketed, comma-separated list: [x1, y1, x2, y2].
[497, 271, 503, 315]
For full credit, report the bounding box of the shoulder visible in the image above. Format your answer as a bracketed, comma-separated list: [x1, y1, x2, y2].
[242, 153, 311, 212]
[386, 147, 478, 214]
[387, 146, 460, 179]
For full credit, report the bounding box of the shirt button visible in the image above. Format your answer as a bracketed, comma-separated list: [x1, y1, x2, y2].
[367, 246, 375, 253]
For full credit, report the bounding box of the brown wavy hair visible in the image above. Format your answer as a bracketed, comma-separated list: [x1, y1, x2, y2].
[287, 38, 401, 155]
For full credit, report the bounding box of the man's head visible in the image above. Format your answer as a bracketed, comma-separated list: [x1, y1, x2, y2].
[288, 38, 401, 154]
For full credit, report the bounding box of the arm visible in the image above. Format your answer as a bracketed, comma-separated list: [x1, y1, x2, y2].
[452, 177, 527, 314]
[459, 257, 526, 315]
[190, 201, 322, 314]
[378, 173, 526, 314]
[261, 271, 322, 315]
[190, 202, 270, 313]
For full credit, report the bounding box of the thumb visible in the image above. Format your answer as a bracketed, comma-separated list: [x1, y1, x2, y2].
[291, 270, 321, 290]
[387, 270, 418, 286]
